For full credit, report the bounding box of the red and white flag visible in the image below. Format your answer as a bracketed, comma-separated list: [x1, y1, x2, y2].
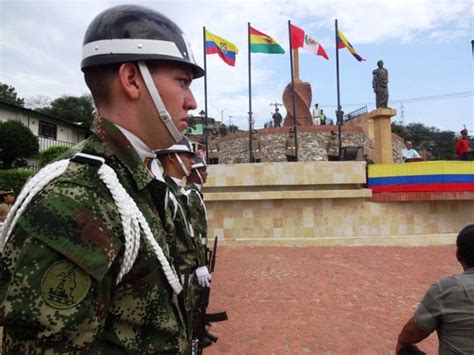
[290, 23, 329, 60]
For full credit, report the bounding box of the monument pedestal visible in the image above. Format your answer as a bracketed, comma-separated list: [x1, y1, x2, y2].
[365, 108, 397, 163]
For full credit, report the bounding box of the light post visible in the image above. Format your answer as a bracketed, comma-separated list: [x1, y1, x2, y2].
[199, 110, 209, 163]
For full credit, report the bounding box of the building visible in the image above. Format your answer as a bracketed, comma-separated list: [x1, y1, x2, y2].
[0, 99, 89, 152]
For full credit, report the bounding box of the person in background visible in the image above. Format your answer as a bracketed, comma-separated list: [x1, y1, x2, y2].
[455, 128, 471, 161]
[312, 103, 321, 125]
[156, 138, 212, 351]
[326, 131, 339, 161]
[396, 224, 474, 354]
[272, 108, 282, 127]
[208, 129, 220, 164]
[402, 141, 421, 162]
[285, 126, 297, 162]
[0, 189, 15, 223]
[251, 130, 262, 163]
[320, 109, 327, 125]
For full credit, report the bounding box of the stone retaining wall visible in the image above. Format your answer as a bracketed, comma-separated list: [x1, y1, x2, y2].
[218, 125, 405, 164]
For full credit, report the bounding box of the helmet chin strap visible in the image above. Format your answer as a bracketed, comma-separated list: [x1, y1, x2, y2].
[174, 153, 190, 177]
[195, 169, 204, 185]
[137, 61, 183, 143]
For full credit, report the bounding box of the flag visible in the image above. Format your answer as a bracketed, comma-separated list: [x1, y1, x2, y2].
[336, 30, 365, 62]
[249, 26, 285, 54]
[205, 30, 239, 66]
[290, 24, 329, 60]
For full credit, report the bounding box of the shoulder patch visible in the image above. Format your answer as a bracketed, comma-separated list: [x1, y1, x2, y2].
[41, 260, 91, 309]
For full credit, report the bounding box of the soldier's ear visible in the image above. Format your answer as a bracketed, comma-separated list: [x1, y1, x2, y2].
[118, 63, 141, 100]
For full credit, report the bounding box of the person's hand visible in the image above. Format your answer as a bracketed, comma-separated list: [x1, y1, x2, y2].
[195, 266, 212, 287]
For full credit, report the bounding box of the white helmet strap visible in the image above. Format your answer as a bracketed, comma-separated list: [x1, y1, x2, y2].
[174, 153, 190, 177]
[195, 169, 204, 185]
[137, 61, 182, 143]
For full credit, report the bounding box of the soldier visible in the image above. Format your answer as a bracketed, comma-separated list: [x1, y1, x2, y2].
[156, 138, 212, 350]
[186, 155, 226, 350]
[208, 129, 220, 164]
[0, 189, 15, 223]
[272, 108, 282, 127]
[251, 130, 262, 163]
[0, 5, 204, 353]
[186, 156, 209, 263]
[285, 127, 297, 162]
[327, 130, 340, 161]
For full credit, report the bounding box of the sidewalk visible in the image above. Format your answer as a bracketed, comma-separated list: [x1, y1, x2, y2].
[206, 245, 458, 354]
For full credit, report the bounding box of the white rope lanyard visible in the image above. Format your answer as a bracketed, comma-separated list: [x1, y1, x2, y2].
[0, 155, 182, 294]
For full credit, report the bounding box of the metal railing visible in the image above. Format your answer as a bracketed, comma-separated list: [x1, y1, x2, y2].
[344, 106, 368, 122]
[39, 137, 75, 151]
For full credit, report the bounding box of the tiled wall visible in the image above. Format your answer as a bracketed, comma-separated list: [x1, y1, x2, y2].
[203, 162, 473, 246]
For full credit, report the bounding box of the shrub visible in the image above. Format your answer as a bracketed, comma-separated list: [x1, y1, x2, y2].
[39, 145, 70, 167]
[0, 121, 39, 168]
[0, 169, 33, 195]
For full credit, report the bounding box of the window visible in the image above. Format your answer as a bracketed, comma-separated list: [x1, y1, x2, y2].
[38, 121, 57, 139]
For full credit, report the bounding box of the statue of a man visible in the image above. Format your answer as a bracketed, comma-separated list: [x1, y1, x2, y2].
[372, 60, 389, 108]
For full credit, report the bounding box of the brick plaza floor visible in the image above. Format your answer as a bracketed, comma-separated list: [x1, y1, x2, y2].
[206, 245, 459, 354]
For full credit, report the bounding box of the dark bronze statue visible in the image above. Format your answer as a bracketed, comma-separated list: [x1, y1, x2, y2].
[372, 60, 389, 108]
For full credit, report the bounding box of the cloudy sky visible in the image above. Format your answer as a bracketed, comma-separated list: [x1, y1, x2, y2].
[1, 0, 472, 132]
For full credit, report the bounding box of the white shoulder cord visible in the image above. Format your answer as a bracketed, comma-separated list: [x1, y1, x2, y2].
[0, 155, 182, 294]
[168, 193, 179, 221]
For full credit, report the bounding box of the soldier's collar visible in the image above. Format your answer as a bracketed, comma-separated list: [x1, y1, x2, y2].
[92, 117, 153, 190]
[116, 125, 156, 162]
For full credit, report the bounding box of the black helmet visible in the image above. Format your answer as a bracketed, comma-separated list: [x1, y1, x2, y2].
[155, 136, 196, 156]
[81, 4, 204, 78]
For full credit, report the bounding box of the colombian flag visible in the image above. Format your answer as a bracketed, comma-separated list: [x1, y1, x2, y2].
[249, 26, 285, 54]
[205, 30, 238, 66]
[368, 161, 474, 193]
[337, 30, 365, 62]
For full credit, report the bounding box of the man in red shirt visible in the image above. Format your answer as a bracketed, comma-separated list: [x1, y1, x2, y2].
[455, 128, 471, 160]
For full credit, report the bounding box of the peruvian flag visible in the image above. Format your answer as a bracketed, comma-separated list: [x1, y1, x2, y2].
[290, 23, 329, 60]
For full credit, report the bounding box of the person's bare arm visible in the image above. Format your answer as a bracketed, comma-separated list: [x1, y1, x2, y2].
[396, 317, 432, 354]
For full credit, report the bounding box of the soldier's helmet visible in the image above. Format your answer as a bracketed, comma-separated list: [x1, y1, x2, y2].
[81, 4, 204, 78]
[191, 156, 206, 170]
[0, 188, 14, 196]
[155, 136, 196, 156]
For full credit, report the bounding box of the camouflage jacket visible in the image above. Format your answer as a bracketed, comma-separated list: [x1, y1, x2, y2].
[163, 175, 199, 273]
[0, 117, 188, 354]
[184, 184, 208, 266]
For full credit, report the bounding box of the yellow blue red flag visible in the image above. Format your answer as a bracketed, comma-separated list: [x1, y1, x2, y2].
[337, 30, 365, 62]
[205, 30, 238, 66]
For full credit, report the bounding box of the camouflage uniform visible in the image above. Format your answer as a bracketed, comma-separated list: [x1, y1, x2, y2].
[185, 183, 208, 266]
[0, 117, 188, 353]
[163, 175, 201, 340]
[252, 134, 262, 162]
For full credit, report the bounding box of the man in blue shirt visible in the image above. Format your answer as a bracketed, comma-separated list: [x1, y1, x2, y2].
[402, 141, 421, 162]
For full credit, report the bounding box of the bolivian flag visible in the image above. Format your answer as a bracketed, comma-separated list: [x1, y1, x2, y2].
[249, 26, 285, 54]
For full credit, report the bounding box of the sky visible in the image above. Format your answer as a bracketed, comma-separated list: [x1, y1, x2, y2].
[1, 0, 473, 133]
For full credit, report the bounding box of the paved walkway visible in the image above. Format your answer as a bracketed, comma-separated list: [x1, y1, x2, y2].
[206, 245, 458, 354]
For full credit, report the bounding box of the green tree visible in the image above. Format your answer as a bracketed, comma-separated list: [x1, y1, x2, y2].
[39, 145, 70, 167]
[0, 121, 39, 168]
[0, 82, 25, 107]
[392, 121, 457, 160]
[39, 94, 95, 128]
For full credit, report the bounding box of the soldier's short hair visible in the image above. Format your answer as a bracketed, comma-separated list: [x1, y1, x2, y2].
[457, 225, 474, 267]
